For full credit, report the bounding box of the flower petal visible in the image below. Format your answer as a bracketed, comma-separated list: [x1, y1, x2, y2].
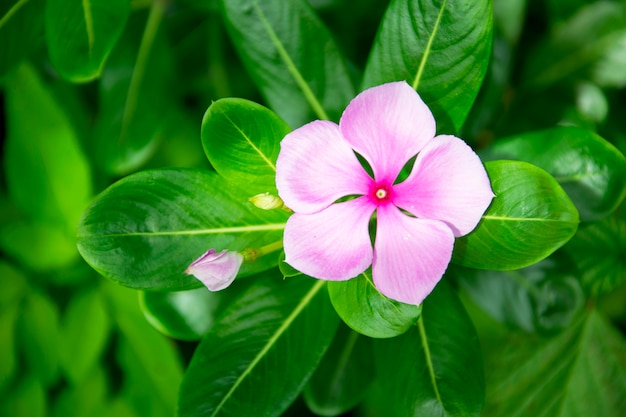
[276, 120, 372, 214]
[283, 197, 375, 280]
[394, 135, 494, 237]
[372, 205, 454, 305]
[339, 81, 436, 183]
[185, 249, 244, 291]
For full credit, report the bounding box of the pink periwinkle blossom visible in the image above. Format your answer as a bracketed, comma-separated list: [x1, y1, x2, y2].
[275, 81, 494, 305]
[185, 249, 243, 291]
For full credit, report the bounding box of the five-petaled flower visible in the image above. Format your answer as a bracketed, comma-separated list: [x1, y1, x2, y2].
[185, 249, 244, 291]
[275, 81, 494, 305]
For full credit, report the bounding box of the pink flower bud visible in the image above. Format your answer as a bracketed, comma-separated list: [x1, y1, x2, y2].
[185, 249, 244, 291]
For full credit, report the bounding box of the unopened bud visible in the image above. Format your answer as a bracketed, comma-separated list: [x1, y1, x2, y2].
[249, 192, 286, 210]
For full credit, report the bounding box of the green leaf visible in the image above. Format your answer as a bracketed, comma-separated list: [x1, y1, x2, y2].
[201, 98, 291, 195]
[139, 287, 229, 341]
[484, 126, 626, 221]
[524, 1, 626, 88]
[51, 367, 108, 417]
[362, 0, 493, 133]
[328, 271, 422, 339]
[178, 272, 339, 417]
[564, 211, 626, 297]
[0, 375, 46, 417]
[105, 281, 183, 412]
[0, 0, 44, 81]
[45, 0, 130, 82]
[219, 0, 355, 126]
[77, 168, 288, 290]
[484, 310, 626, 417]
[0, 260, 27, 307]
[303, 323, 375, 416]
[17, 291, 61, 386]
[373, 280, 484, 417]
[4, 64, 92, 229]
[93, 5, 172, 175]
[59, 288, 110, 384]
[453, 160, 579, 270]
[454, 259, 585, 334]
[0, 304, 19, 390]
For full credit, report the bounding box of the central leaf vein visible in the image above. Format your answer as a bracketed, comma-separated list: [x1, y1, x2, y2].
[82, 0, 95, 53]
[78, 223, 286, 238]
[222, 111, 276, 171]
[412, 0, 448, 90]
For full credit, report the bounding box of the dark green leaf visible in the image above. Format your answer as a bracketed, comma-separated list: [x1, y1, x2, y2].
[328, 271, 421, 338]
[564, 210, 626, 297]
[201, 98, 291, 195]
[454, 259, 585, 334]
[51, 367, 108, 417]
[0, 260, 26, 307]
[0, 0, 44, 81]
[178, 272, 339, 417]
[77, 168, 288, 290]
[93, 5, 172, 175]
[484, 310, 626, 417]
[303, 323, 375, 416]
[219, 0, 355, 126]
[59, 288, 110, 384]
[0, 375, 46, 417]
[453, 160, 579, 270]
[362, 0, 493, 133]
[45, 0, 130, 82]
[373, 280, 484, 417]
[17, 291, 61, 386]
[0, 304, 19, 390]
[484, 126, 626, 221]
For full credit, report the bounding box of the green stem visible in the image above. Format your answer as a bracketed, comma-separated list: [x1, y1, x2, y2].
[0, 0, 29, 31]
[417, 315, 443, 403]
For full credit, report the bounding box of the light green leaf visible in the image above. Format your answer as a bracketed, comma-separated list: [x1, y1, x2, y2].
[328, 271, 421, 339]
[484, 310, 626, 417]
[453, 160, 579, 270]
[484, 126, 626, 221]
[373, 280, 484, 417]
[77, 168, 288, 290]
[362, 0, 493, 133]
[45, 0, 130, 82]
[202, 98, 291, 195]
[219, 0, 355, 126]
[178, 272, 339, 417]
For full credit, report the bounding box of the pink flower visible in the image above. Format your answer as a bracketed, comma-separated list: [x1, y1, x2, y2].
[185, 249, 244, 291]
[276, 81, 494, 305]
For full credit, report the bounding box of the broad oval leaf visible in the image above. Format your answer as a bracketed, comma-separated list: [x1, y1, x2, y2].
[303, 323, 375, 417]
[362, 0, 493, 133]
[373, 280, 485, 417]
[77, 168, 289, 290]
[453, 160, 579, 270]
[178, 273, 339, 417]
[220, 0, 355, 126]
[328, 271, 422, 339]
[484, 126, 626, 221]
[202, 98, 291, 195]
[45, 0, 130, 82]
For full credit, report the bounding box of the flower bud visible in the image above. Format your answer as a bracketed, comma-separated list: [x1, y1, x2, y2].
[249, 192, 285, 210]
[185, 249, 244, 291]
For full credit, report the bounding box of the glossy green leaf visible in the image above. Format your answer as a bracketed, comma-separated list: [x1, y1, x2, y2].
[484, 310, 626, 417]
[139, 287, 227, 341]
[362, 0, 493, 133]
[484, 126, 626, 221]
[105, 281, 183, 412]
[453, 160, 579, 270]
[93, 6, 172, 175]
[220, 0, 355, 126]
[0, 0, 44, 81]
[77, 168, 288, 290]
[45, 0, 130, 82]
[201, 98, 291, 195]
[17, 291, 61, 386]
[524, 1, 626, 88]
[59, 288, 110, 384]
[455, 259, 584, 334]
[564, 210, 626, 297]
[303, 323, 375, 417]
[373, 280, 484, 417]
[328, 271, 422, 339]
[178, 272, 339, 417]
[0, 375, 46, 417]
[4, 64, 92, 228]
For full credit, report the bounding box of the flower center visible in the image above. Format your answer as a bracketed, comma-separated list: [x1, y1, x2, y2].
[371, 183, 393, 205]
